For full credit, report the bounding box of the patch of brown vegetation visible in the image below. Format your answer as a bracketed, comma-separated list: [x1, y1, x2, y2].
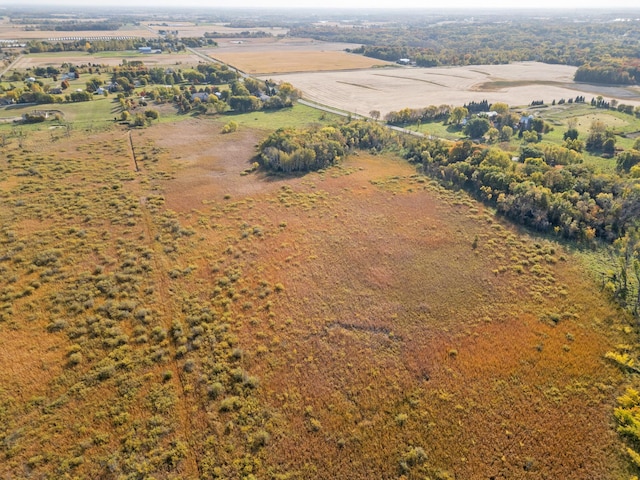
[0, 120, 631, 479]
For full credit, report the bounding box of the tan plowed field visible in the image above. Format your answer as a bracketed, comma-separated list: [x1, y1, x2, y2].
[9, 52, 205, 69]
[264, 61, 640, 114]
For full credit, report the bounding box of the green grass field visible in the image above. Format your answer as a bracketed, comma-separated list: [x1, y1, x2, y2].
[225, 103, 342, 130]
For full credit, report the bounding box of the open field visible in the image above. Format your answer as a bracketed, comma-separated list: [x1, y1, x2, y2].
[0, 23, 154, 41]
[0, 116, 634, 478]
[264, 62, 640, 115]
[200, 38, 392, 74]
[9, 51, 202, 69]
[143, 21, 289, 38]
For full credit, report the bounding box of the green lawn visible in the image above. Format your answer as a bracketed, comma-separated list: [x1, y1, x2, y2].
[415, 120, 465, 141]
[0, 96, 118, 134]
[224, 103, 343, 130]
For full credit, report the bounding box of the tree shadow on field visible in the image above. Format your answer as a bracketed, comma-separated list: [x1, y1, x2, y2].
[252, 166, 310, 183]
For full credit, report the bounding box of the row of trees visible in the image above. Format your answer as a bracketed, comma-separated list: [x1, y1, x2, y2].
[24, 36, 216, 54]
[403, 136, 638, 243]
[36, 21, 121, 31]
[384, 105, 452, 125]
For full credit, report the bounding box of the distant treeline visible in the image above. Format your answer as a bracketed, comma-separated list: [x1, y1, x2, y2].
[291, 17, 640, 85]
[24, 37, 216, 54]
[575, 61, 640, 86]
[36, 21, 122, 31]
[204, 31, 272, 39]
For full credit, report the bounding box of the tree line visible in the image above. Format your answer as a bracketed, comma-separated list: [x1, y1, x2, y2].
[575, 61, 640, 86]
[292, 15, 640, 85]
[24, 36, 216, 54]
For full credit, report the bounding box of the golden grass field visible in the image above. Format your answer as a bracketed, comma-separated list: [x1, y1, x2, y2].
[264, 62, 640, 114]
[0, 116, 634, 478]
[200, 38, 391, 74]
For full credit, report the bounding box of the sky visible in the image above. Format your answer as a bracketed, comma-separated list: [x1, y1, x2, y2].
[4, 0, 640, 8]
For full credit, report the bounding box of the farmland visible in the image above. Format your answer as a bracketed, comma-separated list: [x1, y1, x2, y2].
[9, 51, 204, 69]
[265, 61, 640, 116]
[201, 37, 392, 74]
[142, 21, 290, 38]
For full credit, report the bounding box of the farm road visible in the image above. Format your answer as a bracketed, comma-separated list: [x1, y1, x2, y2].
[298, 98, 429, 138]
[0, 54, 23, 80]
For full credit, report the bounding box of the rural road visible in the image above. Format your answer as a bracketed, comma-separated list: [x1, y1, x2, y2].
[187, 47, 249, 78]
[298, 99, 429, 138]
[0, 54, 23, 80]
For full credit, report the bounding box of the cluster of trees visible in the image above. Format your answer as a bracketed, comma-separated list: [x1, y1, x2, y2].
[144, 78, 300, 115]
[403, 135, 640, 243]
[259, 127, 346, 172]
[384, 105, 452, 125]
[1, 80, 58, 105]
[575, 61, 640, 86]
[258, 121, 393, 173]
[106, 62, 239, 94]
[384, 101, 549, 144]
[192, 64, 238, 85]
[585, 120, 617, 155]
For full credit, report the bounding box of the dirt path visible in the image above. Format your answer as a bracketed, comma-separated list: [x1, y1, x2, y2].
[132, 148, 203, 477]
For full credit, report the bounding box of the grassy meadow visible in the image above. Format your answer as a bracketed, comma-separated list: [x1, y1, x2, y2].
[0, 109, 635, 478]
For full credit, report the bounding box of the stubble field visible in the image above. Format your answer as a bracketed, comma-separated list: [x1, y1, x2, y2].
[200, 38, 392, 74]
[0, 116, 633, 478]
[0, 19, 154, 41]
[9, 51, 203, 69]
[264, 61, 640, 114]
[142, 22, 290, 38]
